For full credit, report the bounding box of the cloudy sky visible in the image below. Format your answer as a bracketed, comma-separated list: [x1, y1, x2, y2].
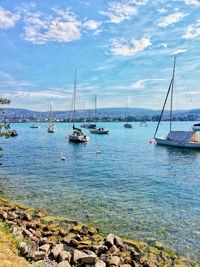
[0, 0, 200, 111]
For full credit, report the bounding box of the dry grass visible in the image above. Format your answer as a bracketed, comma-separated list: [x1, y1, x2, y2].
[0, 229, 31, 267]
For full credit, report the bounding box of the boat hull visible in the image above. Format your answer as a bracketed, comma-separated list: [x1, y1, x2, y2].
[90, 129, 109, 134]
[155, 137, 200, 149]
[192, 126, 200, 131]
[124, 123, 132, 128]
[81, 124, 96, 129]
[68, 134, 89, 143]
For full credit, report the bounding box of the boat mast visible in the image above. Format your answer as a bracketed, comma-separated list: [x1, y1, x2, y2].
[170, 57, 176, 131]
[94, 94, 97, 125]
[72, 69, 77, 127]
[49, 100, 52, 123]
[154, 58, 176, 138]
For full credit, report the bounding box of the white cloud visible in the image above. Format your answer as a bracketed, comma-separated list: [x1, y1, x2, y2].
[24, 10, 81, 44]
[82, 20, 102, 30]
[110, 37, 151, 56]
[182, 20, 200, 39]
[0, 7, 20, 29]
[185, 0, 200, 6]
[100, 2, 137, 24]
[128, 0, 148, 5]
[157, 8, 167, 14]
[23, 9, 102, 44]
[160, 43, 168, 48]
[10, 90, 66, 99]
[131, 79, 165, 89]
[157, 11, 187, 28]
[171, 48, 188, 55]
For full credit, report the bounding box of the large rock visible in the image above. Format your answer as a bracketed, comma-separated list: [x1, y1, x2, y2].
[57, 261, 71, 267]
[19, 241, 29, 256]
[109, 245, 120, 255]
[35, 209, 47, 218]
[109, 256, 121, 267]
[58, 251, 71, 262]
[73, 250, 88, 264]
[82, 250, 97, 264]
[22, 228, 33, 238]
[105, 233, 115, 248]
[33, 250, 46, 261]
[39, 244, 50, 253]
[95, 260, 106, 267]
[114, 236, 124, 248]
[51, 243, 64, 259]
[23, 212, 32, 221]
[1, 211, 8, 220]
[73, 249, 97, 264]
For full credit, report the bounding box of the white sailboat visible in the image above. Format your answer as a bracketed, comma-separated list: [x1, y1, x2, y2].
[47, 100, 56, 133]
[154, 57, 200, 149]
[124, 97, 133, 128]
[68, 69, 89, 143]
[90, 95, 109, 134]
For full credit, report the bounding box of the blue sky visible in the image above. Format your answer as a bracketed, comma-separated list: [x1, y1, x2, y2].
[0, 0, 200, 111]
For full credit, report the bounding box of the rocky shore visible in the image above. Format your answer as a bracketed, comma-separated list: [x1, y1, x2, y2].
[0, 198, 199, 267]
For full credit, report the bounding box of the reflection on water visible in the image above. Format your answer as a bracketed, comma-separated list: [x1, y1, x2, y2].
[0, 122, 200, 259]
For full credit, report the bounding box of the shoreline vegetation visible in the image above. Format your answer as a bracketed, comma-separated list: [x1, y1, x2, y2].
[0, 198, 199, 267]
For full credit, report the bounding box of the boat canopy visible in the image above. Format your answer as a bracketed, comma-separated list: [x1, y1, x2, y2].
[193, 123, 200, 126]
[167, 131, 199, 142]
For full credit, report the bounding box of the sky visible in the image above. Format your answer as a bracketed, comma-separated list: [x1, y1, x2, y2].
[0, 0, 200, 111]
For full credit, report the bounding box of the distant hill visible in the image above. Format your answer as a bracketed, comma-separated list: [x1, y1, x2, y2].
[1, 107, 200, 122]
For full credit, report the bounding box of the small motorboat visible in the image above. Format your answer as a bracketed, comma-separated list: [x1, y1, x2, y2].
[90, 128, 109, 134]
[68, 128, 89, 142]
[30, 124, 40, 128]
[192, 123, 200, 131]
[124, 123, 132, 128]
[48, 123, 56, 133]
[81, 123, 96, 129]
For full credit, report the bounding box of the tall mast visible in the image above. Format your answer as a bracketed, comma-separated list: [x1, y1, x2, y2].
[170, 57, 176, 131]
[94, 94, 97, 124]
[72, 69, 77, 126]
[154, 58, 176, 139]
[49, 100, 52, 123]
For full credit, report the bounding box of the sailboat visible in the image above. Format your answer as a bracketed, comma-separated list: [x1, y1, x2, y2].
[154, 57, 200, 148]
[47, 100, 56, 133]
[90, 95, 109, 134]
[68, 69, 89, 143]
[124, 97, 132, 128]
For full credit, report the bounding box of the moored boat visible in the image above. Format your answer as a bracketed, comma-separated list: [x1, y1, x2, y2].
[154, 57, 200, 149]
[90, 128, 109, 134]
[30, 124, 40, 129]
[81, 123, 96, 129]
[68, 69, 89, 143]
[47, 101, 56, 133]
[192, 123, 200, 131]
[124, 123, 132, 128]
[90, 95, 109, 134]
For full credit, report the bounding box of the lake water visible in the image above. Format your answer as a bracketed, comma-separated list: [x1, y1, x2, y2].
[0, 122, 200, 259]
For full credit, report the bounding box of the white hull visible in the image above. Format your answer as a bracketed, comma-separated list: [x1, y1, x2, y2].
[90, 129, 109, 134]
[68, 134, 89, 143]
[155, 137, 200, 149]
[48, 125, 56, 133]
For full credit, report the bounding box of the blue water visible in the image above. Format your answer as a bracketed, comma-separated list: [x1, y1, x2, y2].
[0, 122, 200, 259]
